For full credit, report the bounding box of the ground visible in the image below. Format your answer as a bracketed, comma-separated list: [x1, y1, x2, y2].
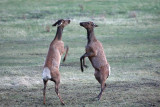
[0, 0, 160, 106]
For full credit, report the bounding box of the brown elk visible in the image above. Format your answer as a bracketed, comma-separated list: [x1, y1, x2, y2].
[80, 21, 110, 100]
[42, 19, 70, 105]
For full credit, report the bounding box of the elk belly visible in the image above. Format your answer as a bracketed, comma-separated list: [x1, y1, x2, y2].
[42, 67, 51, 80]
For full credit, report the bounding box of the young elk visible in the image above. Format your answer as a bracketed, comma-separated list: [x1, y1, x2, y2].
[42, 19, 70, 105]
[80, 21, 110, 100]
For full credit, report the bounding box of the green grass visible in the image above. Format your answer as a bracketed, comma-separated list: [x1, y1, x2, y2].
[0, 0, 160, 106]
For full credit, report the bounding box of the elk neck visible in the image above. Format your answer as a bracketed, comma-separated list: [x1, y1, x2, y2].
[54, 26, 64, 41]
[87, 28, 97, 44]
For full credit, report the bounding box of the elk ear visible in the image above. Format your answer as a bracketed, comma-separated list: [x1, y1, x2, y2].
[52, 20, 62, 26]
[52, 21, 59, 26]
[92, 23, 98, 27]
[94, 24, 98, 27]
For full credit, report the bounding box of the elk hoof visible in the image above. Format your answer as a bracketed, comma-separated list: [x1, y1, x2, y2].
[63, 58, 66, 62]
[61, 102, 65, 105]
[84, 65, 88, 68]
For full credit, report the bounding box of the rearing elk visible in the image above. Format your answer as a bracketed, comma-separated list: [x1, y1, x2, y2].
[80, 21, 110, 100]
[42, 19, 70, 105]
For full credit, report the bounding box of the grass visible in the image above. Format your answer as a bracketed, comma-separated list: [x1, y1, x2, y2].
[0, 0, 160, 106]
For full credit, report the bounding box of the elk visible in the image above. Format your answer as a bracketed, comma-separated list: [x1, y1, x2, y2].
[42, 19, 70, 105]
[80, 21, 110, 100]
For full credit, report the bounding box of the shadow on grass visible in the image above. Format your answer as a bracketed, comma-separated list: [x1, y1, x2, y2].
[0, 80, 159, 106]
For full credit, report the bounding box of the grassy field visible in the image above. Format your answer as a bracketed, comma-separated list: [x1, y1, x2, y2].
[0, 0, 160, 106]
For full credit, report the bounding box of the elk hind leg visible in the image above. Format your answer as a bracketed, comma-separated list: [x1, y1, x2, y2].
[43, 79, 48, 104]
[97, 81, 106, 100]
[95, 70, 107, 100]
[55, 80, 65, 105]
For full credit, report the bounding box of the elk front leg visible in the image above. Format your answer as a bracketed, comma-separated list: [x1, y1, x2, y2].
[80, 53, 89, 72]
[80, 49, 97, 72]
[83, 57, 88, 68]
[63, 46, 69, 62]
[80, 54, 85, 72]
